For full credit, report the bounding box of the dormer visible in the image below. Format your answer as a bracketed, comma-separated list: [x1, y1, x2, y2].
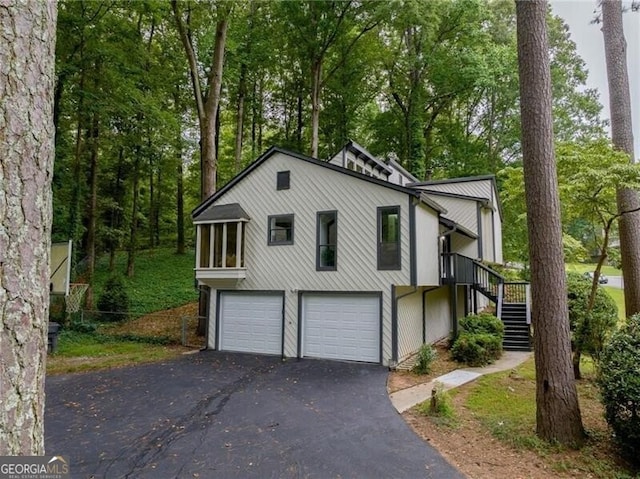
[193, 203, 250, 282]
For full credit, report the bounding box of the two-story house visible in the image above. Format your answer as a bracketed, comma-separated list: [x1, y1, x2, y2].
[191, 142, 529, 367]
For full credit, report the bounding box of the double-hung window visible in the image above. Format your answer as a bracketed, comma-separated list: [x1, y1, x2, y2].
[377, 206, 401, 270]
[316, 211, 337, 270]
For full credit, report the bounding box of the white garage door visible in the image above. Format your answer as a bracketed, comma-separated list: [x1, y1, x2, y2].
[219, 292, 283, 355]
[302, 294, 380, 363]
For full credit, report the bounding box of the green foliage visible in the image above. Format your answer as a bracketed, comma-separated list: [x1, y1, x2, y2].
[96, 274, 129, 322]
[417, 384, 456, 426]
[597, 314, 640, 463]
[93, 248, 197, 314]
[459, 313, 504, 336]
[451, 313, 503, 366]
[566, 272, 618, 363]
[412, 344, 437, 375]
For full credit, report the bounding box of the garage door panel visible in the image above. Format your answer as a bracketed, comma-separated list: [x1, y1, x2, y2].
[219, 292, 283, 355]
[302, 294, 380, 363]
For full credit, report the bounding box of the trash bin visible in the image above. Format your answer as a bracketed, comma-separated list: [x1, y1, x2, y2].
[48, 322, 60, 354]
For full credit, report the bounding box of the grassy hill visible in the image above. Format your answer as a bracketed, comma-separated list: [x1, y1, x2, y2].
[92, 248, 197, 315]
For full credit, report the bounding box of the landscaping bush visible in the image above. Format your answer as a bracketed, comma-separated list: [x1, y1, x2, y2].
[459, 313, 504, 336]
[566, 272, 618, 364]
[451, 313, 503, 367]
[597, 314, 640, 463]
[412, 344, 437, 375]
[97, 275, 129, 322]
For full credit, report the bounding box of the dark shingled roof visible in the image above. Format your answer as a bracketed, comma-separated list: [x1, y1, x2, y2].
[195, 203, 250, 222]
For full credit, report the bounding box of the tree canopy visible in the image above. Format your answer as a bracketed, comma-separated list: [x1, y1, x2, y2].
[51, 0, 609, 279]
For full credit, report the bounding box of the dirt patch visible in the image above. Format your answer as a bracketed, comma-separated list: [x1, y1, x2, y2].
[398, 371, 637, 478]
[405, 384, 555, 479]
[103, 302, 204, 347]
[387, 344, 458, 394]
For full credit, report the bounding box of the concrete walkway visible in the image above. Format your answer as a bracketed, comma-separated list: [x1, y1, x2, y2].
[389, 351, 533, 413]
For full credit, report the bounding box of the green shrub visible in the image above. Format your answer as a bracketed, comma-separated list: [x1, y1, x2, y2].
[597, 314, 640, 463]
[97, 275, 129, 322]
[412, 344, 437, 375]
[567, 272, 618, 363]
[451, 313, 503, 367]
[68, 319, 98, 334]
[459, 313, 504, 336]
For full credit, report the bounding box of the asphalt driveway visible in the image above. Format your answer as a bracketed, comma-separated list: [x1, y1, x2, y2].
[45, 351, 464, 478]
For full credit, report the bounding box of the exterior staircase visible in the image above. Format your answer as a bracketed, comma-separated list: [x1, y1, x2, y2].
[442, 253, 532, 351]
[499, 302, 531, 351]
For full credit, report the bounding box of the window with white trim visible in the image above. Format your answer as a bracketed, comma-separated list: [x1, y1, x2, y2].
[197, 221, 246, 268]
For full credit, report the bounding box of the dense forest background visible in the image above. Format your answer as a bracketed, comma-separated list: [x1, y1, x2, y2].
[53, 0, 607, 291]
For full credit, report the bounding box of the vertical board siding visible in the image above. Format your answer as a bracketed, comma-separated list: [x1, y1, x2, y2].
[208, 152, 411, 364]
[424, 287, 453, 344]
[396, 286, 424, 361]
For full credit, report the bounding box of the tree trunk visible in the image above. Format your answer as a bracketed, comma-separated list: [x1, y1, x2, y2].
[176, 146, 185, 255]
[515, 0, 585, 446]
[602, 0, 640, 318]
[310, 58, 322, 158]
[0, 1, 57, 455]
[127, 149, 141, 278]
[85, 111, 99, 309]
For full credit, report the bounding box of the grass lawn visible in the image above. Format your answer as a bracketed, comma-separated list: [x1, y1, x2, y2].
[47, 330, 189, 375]
[428, 358, 638, 478]
[566, 262, 621, 276]
[603, 286, 626, 323]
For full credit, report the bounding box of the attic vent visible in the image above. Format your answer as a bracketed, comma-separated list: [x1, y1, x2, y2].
[277, 170, 290, 190]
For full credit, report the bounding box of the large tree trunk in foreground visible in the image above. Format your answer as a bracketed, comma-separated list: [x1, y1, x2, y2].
[515, 0, 585, 446]
[602, 0, 640, 318]
[0, 0, 57, 455]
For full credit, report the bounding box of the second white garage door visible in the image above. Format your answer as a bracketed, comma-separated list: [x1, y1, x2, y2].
[219, 292, 283, 355]
[301, 293, 380, 363]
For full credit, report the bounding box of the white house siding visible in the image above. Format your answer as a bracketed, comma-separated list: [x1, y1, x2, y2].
[396, 286, 424, 361]
[481, 207, 495, 262]
[415, 203, 441, 286]
[423, 194, 478, 235]
[451, 231, 478, 259]
[424, 287, 452, 344]
[420, 179, 492, 202]
[204, 152, 412, 365]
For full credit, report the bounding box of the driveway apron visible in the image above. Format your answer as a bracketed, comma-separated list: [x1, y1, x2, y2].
[45, 351, 464, 478]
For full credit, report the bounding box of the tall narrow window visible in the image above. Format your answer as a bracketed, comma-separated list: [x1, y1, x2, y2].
[268, 214, 294, 245]
[213, 223, 224, 267]
[378, 206, 401, 270]
[199, 224, 211, 268]
[317, 211, 337, 270]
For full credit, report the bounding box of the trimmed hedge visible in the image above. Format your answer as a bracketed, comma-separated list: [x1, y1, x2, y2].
[451, 313, 504, 367]
[597, 314, 640, 463]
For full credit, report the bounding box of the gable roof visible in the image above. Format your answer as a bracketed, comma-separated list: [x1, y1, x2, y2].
[387, 158, 419, 183]
[192, 146, 446, 220]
